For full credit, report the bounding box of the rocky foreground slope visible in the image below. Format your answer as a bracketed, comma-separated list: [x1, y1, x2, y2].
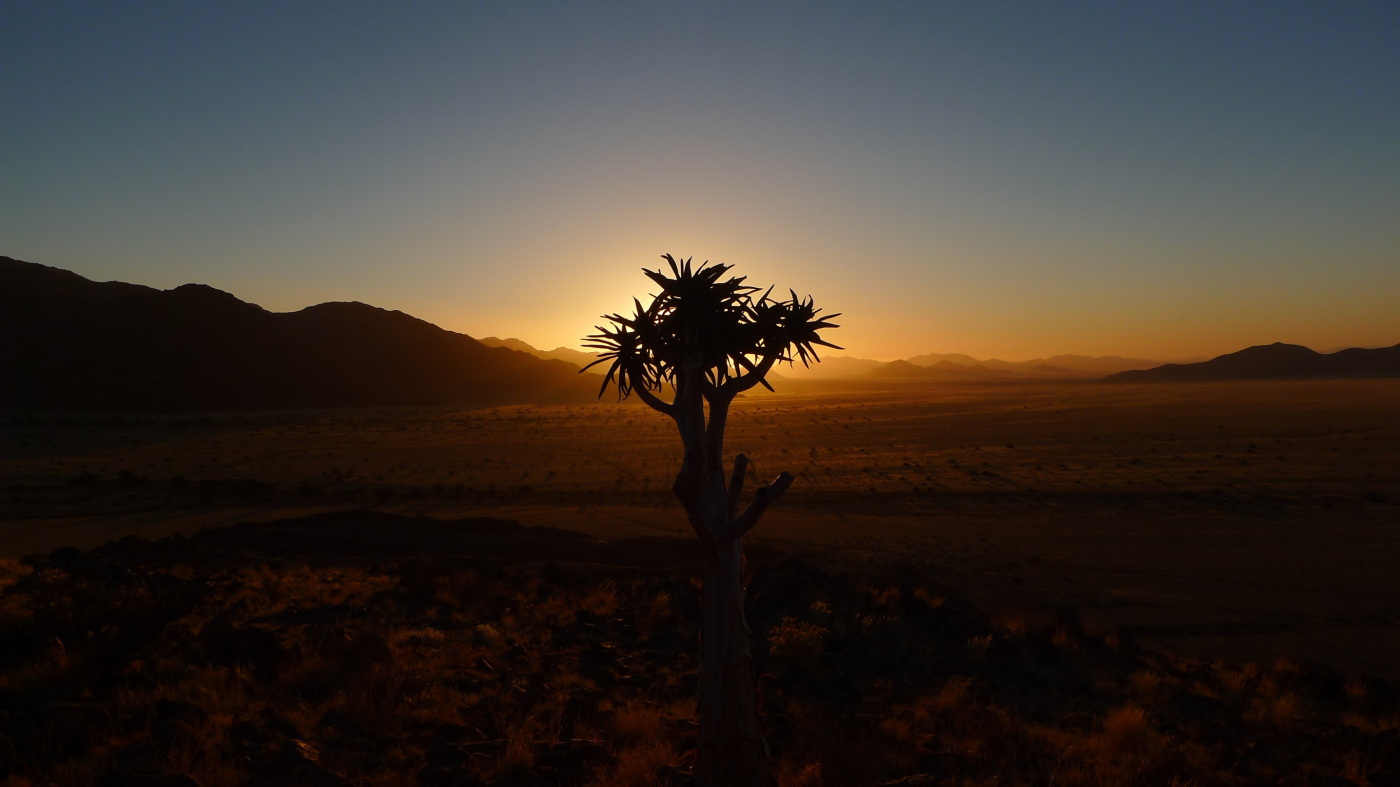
[0, 512, 1396, 785]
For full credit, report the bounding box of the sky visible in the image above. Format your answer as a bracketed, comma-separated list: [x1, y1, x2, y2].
[3, 3, 1398, 362]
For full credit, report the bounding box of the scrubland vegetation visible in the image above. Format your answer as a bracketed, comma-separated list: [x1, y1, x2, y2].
[4, 380, 1399, 677]
[3, 380, 1399, 783]
[1, 529, 1397, 786]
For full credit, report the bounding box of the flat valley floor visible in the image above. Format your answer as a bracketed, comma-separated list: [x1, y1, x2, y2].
[3, 379, 1398, 678]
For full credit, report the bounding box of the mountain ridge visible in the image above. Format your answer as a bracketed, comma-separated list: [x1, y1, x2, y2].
[477, 336, 599, 368]
[905, 352, 1160, 376]
[0, 256, 599, 412]
[1106, 342, 1400, 382]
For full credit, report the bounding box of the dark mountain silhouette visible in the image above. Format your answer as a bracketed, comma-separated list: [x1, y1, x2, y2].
[1106, 342, 1400, 382]
[0, 256, 599, 412]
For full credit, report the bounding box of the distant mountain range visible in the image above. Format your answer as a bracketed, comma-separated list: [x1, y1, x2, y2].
[11, 257, 1391, 413]
[1106, 342, 1400, 382]
[477, 337, 600, 368]
[0, 257, 599, 412]
[772, 355, 886, 379]
[870, 359, 1081, 380]
[779, 352, 1162, 380]
[906, 352, 1162, 376]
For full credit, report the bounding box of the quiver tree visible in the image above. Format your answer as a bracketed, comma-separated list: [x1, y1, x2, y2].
[583, 255, 840, 786]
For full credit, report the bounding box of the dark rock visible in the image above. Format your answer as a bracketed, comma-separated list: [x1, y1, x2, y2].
[150, 719, 193, 754]
[109, 741, 162, 774]
[242, 738, 347, 787]
[538, 562, 565, 586]
[269, 738, 319, 771]
[313, 709, 367, 737]
[246, 769, 345, 787]
[149, 700, 211, 751]
[47, 545, 84, 570]
[657, 764, 693, 786]
[228, 720, 278, 747]
[0, 732, 23, 780]
[1367, 771, 1400, 787]
[533, 738, 609, 781]
[322, 628, 394, 670]
[491, 771, 548, 787]
[417, 765, 484, 787]
[420, 739, 500, 784]
[41, 701, 110, 760]
[201, 624, 287, 675]
[289, 768, 346, 787]
[429, 722, 475, 742]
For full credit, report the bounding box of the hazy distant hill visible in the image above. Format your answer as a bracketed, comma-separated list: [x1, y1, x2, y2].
[771, 354, 886, 379]
[902, 352, 985, 368]
[869, 359, 1001, 379]
[906, 352, 1159, 377]
[868, 356, 1135, 380]
[1106, 342, 1400, 382]
[0, 256, 599, 411]
[477, 336, 600, 368]
[786, 352, 1160, 380]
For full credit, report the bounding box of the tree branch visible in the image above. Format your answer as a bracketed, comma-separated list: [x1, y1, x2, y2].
[732, 471, 793, 538]
[726, 454, 748, 517]
[724, 351, 782, 396]
[632, 385, 675, 418]
[625, 361, 675, 417]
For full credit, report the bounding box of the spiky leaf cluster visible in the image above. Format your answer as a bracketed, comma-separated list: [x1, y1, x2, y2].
[583, 255, 841, 399]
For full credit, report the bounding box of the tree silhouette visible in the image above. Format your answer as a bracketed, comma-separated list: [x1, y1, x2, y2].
[583, 255, 840, 785]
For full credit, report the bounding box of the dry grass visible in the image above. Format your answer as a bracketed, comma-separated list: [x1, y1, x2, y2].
[0, 525, 1397, 786]
[5, 381, 1400, 681]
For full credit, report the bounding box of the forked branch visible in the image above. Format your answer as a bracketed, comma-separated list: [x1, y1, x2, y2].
[723, 351, 782, 396]
[732, 471, 794, 539]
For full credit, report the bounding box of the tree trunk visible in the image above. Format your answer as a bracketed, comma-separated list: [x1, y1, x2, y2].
[695, 532, 771, 787]
[672, 443, 774, 785]
[666, 357, 783, 786]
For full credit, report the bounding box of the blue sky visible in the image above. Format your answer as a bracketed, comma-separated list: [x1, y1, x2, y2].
[3, 2, 1397, 360]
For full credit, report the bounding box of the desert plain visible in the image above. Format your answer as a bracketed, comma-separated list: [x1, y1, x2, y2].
[4, 377, 1397, 679]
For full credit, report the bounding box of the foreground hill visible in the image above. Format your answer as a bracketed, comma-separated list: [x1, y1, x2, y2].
[1, 512, 1395, 785]
[1107, 342, 1400, 382]
[0, 256, 599, 411]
